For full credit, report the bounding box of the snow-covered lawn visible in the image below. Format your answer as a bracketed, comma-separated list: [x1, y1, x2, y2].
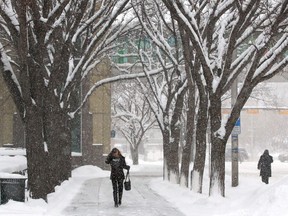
[0, 155, 288, 216]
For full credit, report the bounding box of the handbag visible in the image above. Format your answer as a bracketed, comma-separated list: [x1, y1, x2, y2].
[124, 171, 131, 191]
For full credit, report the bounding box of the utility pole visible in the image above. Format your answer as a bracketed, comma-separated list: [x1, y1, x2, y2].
[231, 78, 239, 187]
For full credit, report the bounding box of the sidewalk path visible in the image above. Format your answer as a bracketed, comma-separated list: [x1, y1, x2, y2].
[62, 176, 185, 216]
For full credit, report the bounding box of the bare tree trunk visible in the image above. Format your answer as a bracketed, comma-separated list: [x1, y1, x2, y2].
[180, 89, 196, 187]
[209, 95, 226, 196]
[191, 124, 207, 193]
[191, 95, 208, 193]
[209, 136, 226, 196]
[162, 129, 171, 181]
[44, 109, 71, 187]
[179, 29, 197, 188]
[167, 87, 187, 184]
[25, 106, 51, 200]
[163, 127, 181, 183]
[180, 26, 208, 192]
[130, 144, 139, 165]
[163, 137, 180, 184]
[25, 99, 72, 200]
[170, 131, 180, 184]
[180, 136, 192, 187]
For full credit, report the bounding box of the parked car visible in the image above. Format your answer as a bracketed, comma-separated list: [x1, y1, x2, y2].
[278, 153, 288, 162]
[225, 148, 249, 162]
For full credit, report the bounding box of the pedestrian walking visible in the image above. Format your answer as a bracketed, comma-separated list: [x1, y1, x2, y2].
[257, 149, 273, 184]
[105, 148, 130, 207]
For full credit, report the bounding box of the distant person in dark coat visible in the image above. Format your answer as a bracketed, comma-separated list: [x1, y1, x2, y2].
[105, 148, 130, 207]
[257, 149, 273, 184]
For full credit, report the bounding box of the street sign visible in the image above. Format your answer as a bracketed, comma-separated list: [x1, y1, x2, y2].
[232, 118, 241, 135]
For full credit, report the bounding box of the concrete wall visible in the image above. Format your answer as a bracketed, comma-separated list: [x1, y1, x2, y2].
[89, 58, 112, 155]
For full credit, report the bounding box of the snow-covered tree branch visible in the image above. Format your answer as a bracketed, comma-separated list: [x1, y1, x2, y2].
[112, 81, 156, 165]
[0, 0, 131, 200]
[162, 0, 288, 196]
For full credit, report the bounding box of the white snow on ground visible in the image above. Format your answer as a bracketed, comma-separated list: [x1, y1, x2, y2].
[151, 161, 288, 216]
[0, 154, 288, 216]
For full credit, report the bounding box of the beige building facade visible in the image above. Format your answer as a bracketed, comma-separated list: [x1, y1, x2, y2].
[0, 60, 112, 169]
[0, 76, 16, 147]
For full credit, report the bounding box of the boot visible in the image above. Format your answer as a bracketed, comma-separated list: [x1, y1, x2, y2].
[119, 191, 122, 206]
[113, 191, 118, 207]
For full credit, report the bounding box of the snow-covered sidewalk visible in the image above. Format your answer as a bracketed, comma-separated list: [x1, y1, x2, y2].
[62, 176, 184, 216]
[1, 157, 288, 216]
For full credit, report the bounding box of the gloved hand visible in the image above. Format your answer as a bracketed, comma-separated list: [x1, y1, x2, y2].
[105, 153, 112, 164]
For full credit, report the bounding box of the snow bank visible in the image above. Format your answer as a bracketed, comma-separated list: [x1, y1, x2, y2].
[0, 155, 26, 173]
[46, 165, 109, 215]
[72, 165, 109, 178]
[150, 162, 288, 216]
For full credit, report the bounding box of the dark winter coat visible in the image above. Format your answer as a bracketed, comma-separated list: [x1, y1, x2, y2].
[257, 150, 273, 177]
[105, 154, 129, 180]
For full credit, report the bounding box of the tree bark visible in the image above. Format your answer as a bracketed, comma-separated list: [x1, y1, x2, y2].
[169, 132, 180, 183]
[163, 127, 180, 183]
[209, 136, 226, 196]
[25, 106, 51, 200]
[162, 129, 171, 181]
[44, 108, 72, 188]
[166, 86, 187, 184]
[209, 95, 226, 196]
[130, 144, 139, 165]
[24, 94, 72, 200]
[191, 94, 208, 193]
[180, 88, 196, 187]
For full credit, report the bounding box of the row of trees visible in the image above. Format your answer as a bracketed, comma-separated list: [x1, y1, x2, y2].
[112, 0, 288, 196]
[112, 81, 156, 165]
[0, 0, 131, 200]
[161, 0, 288, 196]
[0, 0, 287, 200]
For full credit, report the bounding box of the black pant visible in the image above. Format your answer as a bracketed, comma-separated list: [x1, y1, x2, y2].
[262, 175, 269, 184]
[112, 178, 124, 204]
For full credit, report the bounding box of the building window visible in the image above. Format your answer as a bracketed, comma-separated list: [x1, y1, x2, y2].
[70, 86, 82, 153]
